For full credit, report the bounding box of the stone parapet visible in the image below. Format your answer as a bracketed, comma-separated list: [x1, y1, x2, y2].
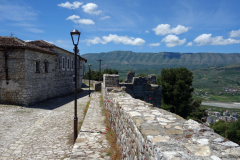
[102, 85, 240, 160]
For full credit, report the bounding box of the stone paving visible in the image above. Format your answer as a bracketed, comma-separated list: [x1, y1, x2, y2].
[0, 88, 91, 160]
[70, 92, 110, 160]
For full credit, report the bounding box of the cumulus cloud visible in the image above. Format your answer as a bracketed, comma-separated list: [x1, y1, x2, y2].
[82, 3, 102, 15]
[57, 1, 83, 9]
[186, 42, 193, 46]
[161, 34, 186, 47]
[193, 34, 240, 46]
[100, 16, 110, 20]
[66, 15, 94, 25]
[229, 29, 240, 38]
[148, 43, 160, 47]
[86, 34, 145, 46]
[153, 24, 190, 36]
[145, 30, 149, 33]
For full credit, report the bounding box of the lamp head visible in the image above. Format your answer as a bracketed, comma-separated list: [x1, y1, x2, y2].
[70, 29, 81, 46]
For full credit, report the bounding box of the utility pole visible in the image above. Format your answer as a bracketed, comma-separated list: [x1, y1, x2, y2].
[97, 59, 103, 81]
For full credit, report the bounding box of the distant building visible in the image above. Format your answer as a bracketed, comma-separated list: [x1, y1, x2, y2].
[0, 36, 87, 106]
[213, 112, 220, 117]
[207, 116, 216, 124]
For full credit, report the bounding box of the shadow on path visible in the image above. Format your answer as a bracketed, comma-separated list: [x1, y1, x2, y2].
[28, 88, 95, 110]
[0, 88, 95, 110]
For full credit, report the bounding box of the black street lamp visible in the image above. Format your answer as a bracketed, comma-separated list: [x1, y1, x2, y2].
[70, 29, 81, 143]
[88, 64, 91, 97]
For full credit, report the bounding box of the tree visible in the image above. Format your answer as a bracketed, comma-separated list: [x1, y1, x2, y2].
[157, 67, 206, 119]
[136, 74, 147, 77]
[84, 68, 118, 81]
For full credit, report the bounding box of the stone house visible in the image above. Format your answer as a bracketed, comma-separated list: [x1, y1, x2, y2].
[0, 36, 87, 106]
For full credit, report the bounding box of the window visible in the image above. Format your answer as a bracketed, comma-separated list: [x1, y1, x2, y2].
[73, 75, 75, 83]
[67, 58, 70, 70]
[44, 61, 48, 73]
[62, 57, 65, 70]
[36, 61, 40, 73]
[71, 59, 74, 70]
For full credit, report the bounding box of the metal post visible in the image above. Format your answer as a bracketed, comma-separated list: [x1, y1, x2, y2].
[97, 59, 103, 81]
[88, 64, 91, 97]
[74, 45, 78, 142]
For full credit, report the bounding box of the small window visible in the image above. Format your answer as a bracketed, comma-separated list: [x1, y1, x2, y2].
[44, 62, 48, 73]
[67, 58, 70, 70]
[73, 75, 75, 83]
[36, 61, 40, 73]
[71, 59, 74, 70]
[62, 57, 65, 70]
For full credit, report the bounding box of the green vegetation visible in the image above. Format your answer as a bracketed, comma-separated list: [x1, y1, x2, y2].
[210, 119, 240, 144]
[84, 68, 118, 81]
[157, 67, 207, 120]
[136, 73, 147, 77]
[192, 63, 240, 90]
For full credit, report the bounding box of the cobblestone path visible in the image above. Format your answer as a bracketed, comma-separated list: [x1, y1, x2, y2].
[0, 89, 91, 160]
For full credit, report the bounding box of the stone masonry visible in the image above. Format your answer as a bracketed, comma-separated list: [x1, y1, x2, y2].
[124, 71, 135, 83]
[102, 81, 240, 159]
[104, 74, 161, 108]
[0, 37, 87, 106]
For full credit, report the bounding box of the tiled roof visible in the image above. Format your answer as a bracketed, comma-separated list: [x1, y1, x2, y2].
[0, 37, 87, 62]
[0, 37, 56, 55]
[26, 40, 55, 47]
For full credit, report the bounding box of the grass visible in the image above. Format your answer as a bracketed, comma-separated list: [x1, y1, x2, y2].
[100, 95, 122, 160]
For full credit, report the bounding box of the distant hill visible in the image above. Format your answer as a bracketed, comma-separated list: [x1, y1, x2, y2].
[82, 51, 240, 71]
[192, 63, 240, 90]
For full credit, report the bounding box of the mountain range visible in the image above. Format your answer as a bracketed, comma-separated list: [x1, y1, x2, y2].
[82, 51, 240, 71]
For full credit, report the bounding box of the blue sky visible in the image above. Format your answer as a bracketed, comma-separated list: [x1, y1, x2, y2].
[1, 0, 240, 55]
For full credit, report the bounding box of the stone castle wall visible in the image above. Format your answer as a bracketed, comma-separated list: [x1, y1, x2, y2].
[102, 84, 240, 160]
[104, 74, 161, 108]
[0, 47, 85, 106]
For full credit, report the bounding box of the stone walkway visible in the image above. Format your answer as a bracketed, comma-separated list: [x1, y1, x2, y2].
[0, 88, 91, 160]
[70, 92, 110, 159]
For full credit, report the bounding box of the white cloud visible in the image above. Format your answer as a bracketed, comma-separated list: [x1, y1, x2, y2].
[82, 3, 102, 15]
[43, 40, 54, 44]
[86, 34, 145, 46]
[148, 43, 160, 47]
[25, 28, 44, 33]
[186, 42, 193, 46]
[153, 24, 190, 36]
[57, 40, 67, 44]
[193, 34, 240, 46]
[66, 15, 80, 20]
[66, 15, 94, 25]
[229, 29, 240, 38]
[161, 34, 186, 47]
[57, 1, 83, 9]
[100, 16, 110, 20]
[145, 30, 149, 33]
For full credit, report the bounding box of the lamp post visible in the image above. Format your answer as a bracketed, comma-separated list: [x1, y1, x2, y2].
[70, 29, 81, 143]
[88, 64, 91, 97]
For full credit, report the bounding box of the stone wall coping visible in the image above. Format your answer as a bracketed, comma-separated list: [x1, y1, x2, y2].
[102, 86, 240, 159]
